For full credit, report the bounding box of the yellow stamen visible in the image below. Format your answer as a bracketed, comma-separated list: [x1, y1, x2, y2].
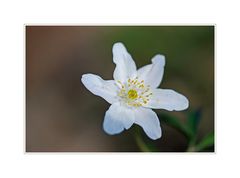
[117, 78, 152, 107]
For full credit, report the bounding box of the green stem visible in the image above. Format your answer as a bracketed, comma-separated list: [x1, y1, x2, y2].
[134, 133, 150, 152]
[186, 136, 197, 152]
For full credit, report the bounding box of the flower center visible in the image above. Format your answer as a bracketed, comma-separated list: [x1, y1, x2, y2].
[117, 77, 152, 107]
[128, 89, 138, 99]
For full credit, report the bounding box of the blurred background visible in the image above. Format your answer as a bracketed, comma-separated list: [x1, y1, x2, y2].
[26, 26, 214, 152]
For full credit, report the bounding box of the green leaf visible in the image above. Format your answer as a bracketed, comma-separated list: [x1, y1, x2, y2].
[159, 113, 194, 139]
[187, 109, 202, 135]
[195, 132, 214, 151]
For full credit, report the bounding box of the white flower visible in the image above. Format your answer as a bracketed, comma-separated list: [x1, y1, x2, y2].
[81, 42, 189, 140]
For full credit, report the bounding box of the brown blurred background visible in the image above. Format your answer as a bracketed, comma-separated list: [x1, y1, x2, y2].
[26, 26, 214, 152]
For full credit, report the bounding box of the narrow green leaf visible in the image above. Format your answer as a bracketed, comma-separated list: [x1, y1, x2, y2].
[187, 109, 202, 135]
[159, 113, 194, 139]
[195, 132, 214, 151]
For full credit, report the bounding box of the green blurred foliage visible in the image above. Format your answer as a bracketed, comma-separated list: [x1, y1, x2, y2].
[135, 109, 214, 152]
[195, 132, 214, 151]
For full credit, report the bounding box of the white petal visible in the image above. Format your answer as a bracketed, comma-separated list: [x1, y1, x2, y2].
[112, 42, 137, 82]
[81, 73, 118, 104]
[137, 54, 165, 88]
[103, 102, 135, 135]
[134, 107, 162, 140]
[146, 89, 189, 111]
